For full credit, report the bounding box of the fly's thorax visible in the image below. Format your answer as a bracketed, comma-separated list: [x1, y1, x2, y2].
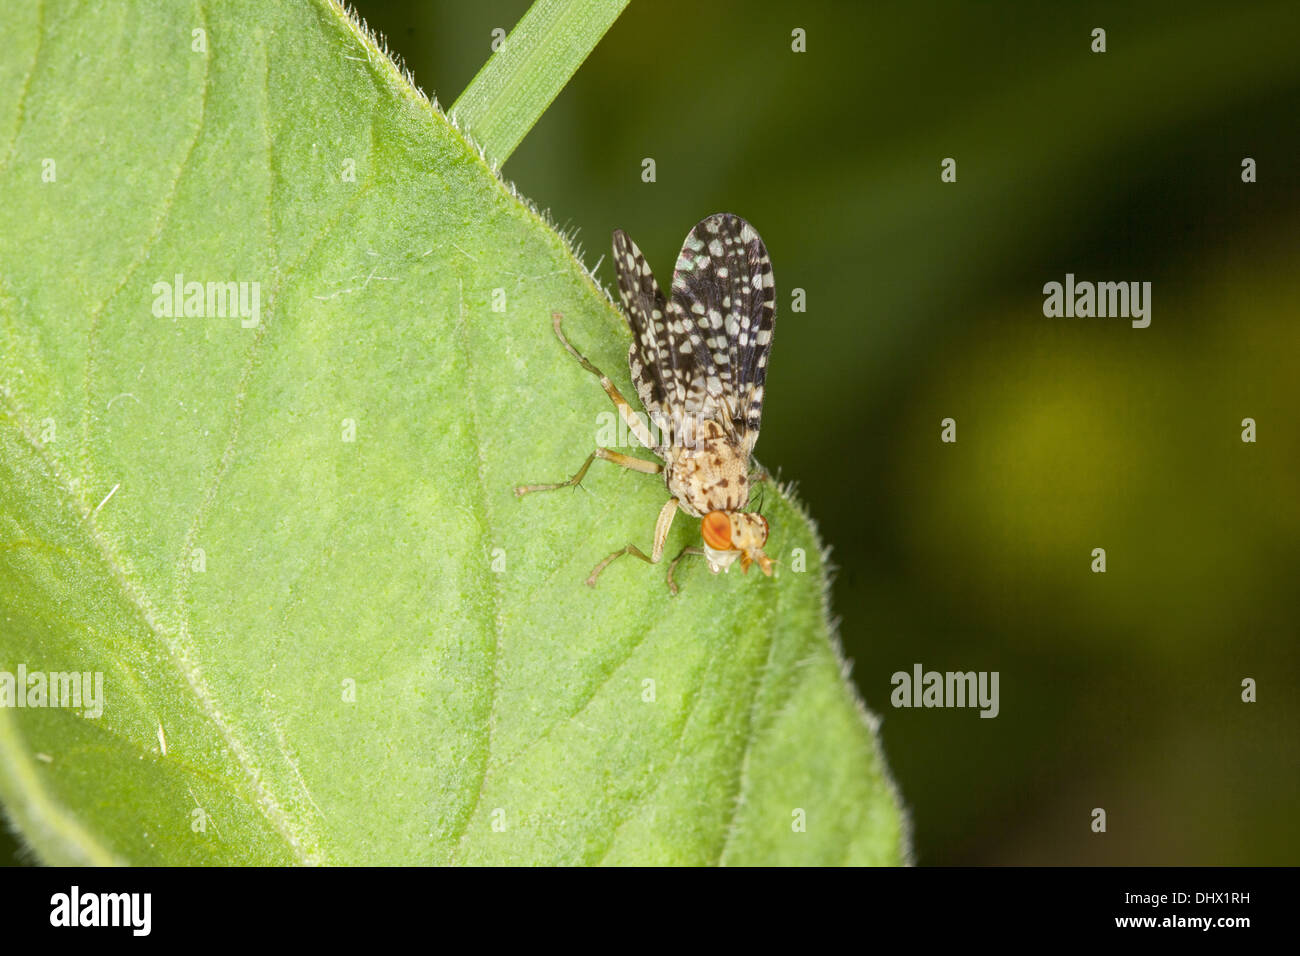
[663, 420, 749, 518]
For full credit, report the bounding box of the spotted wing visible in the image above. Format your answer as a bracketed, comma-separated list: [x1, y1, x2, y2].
[667, 213, 775, 456]
[612, 228, 681, 442]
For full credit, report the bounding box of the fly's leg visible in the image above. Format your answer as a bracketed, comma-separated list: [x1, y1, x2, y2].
[587, 498, 679, 588]
[516, 314, 664, 497]
[585, 544, 654, 587]
[551, 312, 659, 451]
[666, 546, 706, 596]
[515, 448, 661, 497]
[523, 313, 677, 590]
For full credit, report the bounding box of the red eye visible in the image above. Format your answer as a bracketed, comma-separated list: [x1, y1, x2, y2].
[701, 511, 733, 550]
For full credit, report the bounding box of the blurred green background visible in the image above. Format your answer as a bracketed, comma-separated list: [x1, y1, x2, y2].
[5, 0, 1297, 865]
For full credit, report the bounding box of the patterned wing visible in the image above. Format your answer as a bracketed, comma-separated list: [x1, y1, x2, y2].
[612, 229, 676, 435]
[667, 213, 775, 456]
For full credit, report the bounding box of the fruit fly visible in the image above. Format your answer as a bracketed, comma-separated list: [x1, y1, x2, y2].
[515, 213, 776, 594]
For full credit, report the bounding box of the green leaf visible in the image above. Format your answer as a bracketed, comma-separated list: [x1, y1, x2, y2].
[0, 0, 906, 865]
[451, 0, 629, 167]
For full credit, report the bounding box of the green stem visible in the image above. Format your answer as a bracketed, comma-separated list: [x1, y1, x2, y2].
[450, 0, 629, 167]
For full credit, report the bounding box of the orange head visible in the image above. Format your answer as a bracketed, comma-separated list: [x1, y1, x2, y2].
[700, 511, 773, 576]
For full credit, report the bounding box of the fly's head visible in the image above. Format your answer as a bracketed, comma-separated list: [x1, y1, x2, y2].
[700, 510, 772, 577]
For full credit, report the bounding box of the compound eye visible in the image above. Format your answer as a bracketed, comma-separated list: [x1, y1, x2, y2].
[701, 511, 733, 551]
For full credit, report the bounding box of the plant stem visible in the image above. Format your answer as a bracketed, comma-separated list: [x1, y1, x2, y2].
[451, 0, 629, 167]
